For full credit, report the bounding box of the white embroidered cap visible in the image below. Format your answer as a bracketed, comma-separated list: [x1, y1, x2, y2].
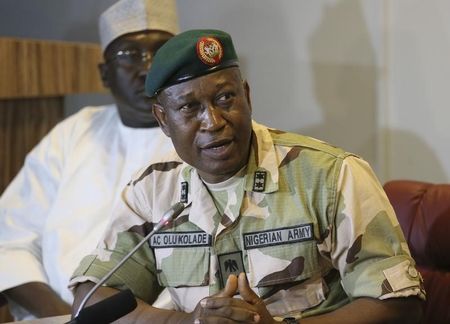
[99, 0, 179, 51]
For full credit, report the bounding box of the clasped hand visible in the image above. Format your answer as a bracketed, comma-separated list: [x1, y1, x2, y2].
[190, 272, 277, 324]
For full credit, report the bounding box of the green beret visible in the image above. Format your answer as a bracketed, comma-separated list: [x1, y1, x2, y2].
[145, 29, 239, 97]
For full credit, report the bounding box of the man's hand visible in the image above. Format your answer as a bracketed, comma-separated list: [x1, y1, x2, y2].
[191, 273, 278, 324]
[191, 273, 264, 323]
[237, 272, 278, 324]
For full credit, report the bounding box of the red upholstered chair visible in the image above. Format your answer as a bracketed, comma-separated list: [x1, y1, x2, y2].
[383, 180, 450, 324]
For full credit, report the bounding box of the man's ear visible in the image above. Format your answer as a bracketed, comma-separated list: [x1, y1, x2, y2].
[243, 80, 252, 113]
[152, 103, 171, 137]
[98, 63, 110, 88]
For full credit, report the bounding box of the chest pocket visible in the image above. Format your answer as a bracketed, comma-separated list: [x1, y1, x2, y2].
[243, 224, 321, 288]
[151, 231, 211, 287]
[244, 236, 327, 317]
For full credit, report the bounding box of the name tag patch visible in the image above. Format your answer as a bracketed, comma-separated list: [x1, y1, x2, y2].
[243, 224, 314, 250]
[150, 231, 212, 248]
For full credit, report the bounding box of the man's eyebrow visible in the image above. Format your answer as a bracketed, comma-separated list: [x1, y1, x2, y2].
[164, 74, 239, 102]
[216, 71, 243, 89]
[165, 89, 194, 103]
[214, 78, 235, 90]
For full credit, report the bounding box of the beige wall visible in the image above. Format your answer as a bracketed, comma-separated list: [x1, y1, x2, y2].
[178, 0, 450, 183]
[384, 0, 450, 182]
[1, 0, 449, 183]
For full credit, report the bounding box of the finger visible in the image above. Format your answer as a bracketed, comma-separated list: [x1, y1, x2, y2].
[195, 315, 252, 324]
[194, 315, 235, 324]
[237, 273, 275, 323]
[199, 304, 261, 323]
[215, 273, 238, 297]
[237, 272, 261, 305]
[201, 295, 253, 309]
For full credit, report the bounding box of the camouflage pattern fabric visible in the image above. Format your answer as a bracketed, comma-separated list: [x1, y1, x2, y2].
[70, 121, 425, 320]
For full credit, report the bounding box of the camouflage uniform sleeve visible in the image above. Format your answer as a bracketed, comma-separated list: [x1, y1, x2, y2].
[69, 176, 162, 304]
[331, 156, 425, 300]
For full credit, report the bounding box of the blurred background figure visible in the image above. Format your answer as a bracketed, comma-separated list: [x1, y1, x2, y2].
[0, 0, 178, 320]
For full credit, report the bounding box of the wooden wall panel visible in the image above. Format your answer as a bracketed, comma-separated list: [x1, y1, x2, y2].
[0, 37, 106, 192]
[0, 37, 105, 99]
[0, 97, 64, 193]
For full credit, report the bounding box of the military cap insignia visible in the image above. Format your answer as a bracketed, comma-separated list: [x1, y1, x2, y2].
[196, 37, 223, 65]
[253, 171, 267, 192]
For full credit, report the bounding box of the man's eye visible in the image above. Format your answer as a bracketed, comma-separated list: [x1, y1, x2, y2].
[117, 49, 137, 57]
[179, 103, 198, 112]
[216, 92, 234, 103]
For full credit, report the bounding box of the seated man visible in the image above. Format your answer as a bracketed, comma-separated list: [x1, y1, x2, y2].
[70, 29, 425, 323]
[0, 0, 178, 320]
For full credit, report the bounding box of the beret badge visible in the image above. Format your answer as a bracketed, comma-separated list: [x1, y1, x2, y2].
[145, 29, 239, 96]
[196, 37, 223, 66]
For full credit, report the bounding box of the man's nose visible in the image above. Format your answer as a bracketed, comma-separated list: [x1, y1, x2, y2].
[138, 60, 152, 78]
[200, 104, 226, 131]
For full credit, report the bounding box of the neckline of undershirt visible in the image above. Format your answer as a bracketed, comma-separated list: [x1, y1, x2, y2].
[201, 166, 247, 191]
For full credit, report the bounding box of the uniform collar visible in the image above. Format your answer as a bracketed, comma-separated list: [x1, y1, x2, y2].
[177, 166, 218, 234]
[178, 120, 279, 201]
[243, 121, 279, 194]
[174, 121, 280, 230]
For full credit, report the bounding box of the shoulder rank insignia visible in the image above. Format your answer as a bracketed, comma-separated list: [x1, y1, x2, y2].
[253, 171, 266, 192]
[181, 181, 188, 203]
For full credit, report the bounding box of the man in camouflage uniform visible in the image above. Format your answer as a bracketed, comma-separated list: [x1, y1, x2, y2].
[70, 29, 425, 323]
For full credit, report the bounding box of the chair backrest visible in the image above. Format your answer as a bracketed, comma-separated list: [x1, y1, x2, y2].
[384, 180, 450, 324]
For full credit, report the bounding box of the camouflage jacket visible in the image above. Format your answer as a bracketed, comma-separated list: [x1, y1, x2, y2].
[70, 121, 424, 320]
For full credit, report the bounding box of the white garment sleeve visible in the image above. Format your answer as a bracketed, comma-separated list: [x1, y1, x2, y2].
[0, 121, 68, 292]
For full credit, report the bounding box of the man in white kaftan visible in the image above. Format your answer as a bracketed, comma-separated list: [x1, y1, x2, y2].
[0, 0, 178, 319]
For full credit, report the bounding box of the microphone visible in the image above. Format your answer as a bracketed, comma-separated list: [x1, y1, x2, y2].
[69, 201, 186, 323]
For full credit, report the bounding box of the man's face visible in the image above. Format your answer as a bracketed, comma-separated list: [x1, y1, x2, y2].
[154, 68, 253, 183]
[101, 30, 172, 128]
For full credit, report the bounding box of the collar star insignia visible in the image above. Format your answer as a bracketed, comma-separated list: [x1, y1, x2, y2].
[180, 181, 188, 203]
[253, 171, 267, 192]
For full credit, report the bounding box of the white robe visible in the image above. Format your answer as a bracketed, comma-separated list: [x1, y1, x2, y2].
[0, 105, 174, 320]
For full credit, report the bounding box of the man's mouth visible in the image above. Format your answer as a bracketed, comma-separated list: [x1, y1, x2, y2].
[201, 138, 232, 149]
[201, 138, 234, 157]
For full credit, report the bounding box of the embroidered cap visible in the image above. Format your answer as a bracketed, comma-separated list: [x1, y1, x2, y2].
[99, 0, 179, 51]
[145, 29, 239, 97]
